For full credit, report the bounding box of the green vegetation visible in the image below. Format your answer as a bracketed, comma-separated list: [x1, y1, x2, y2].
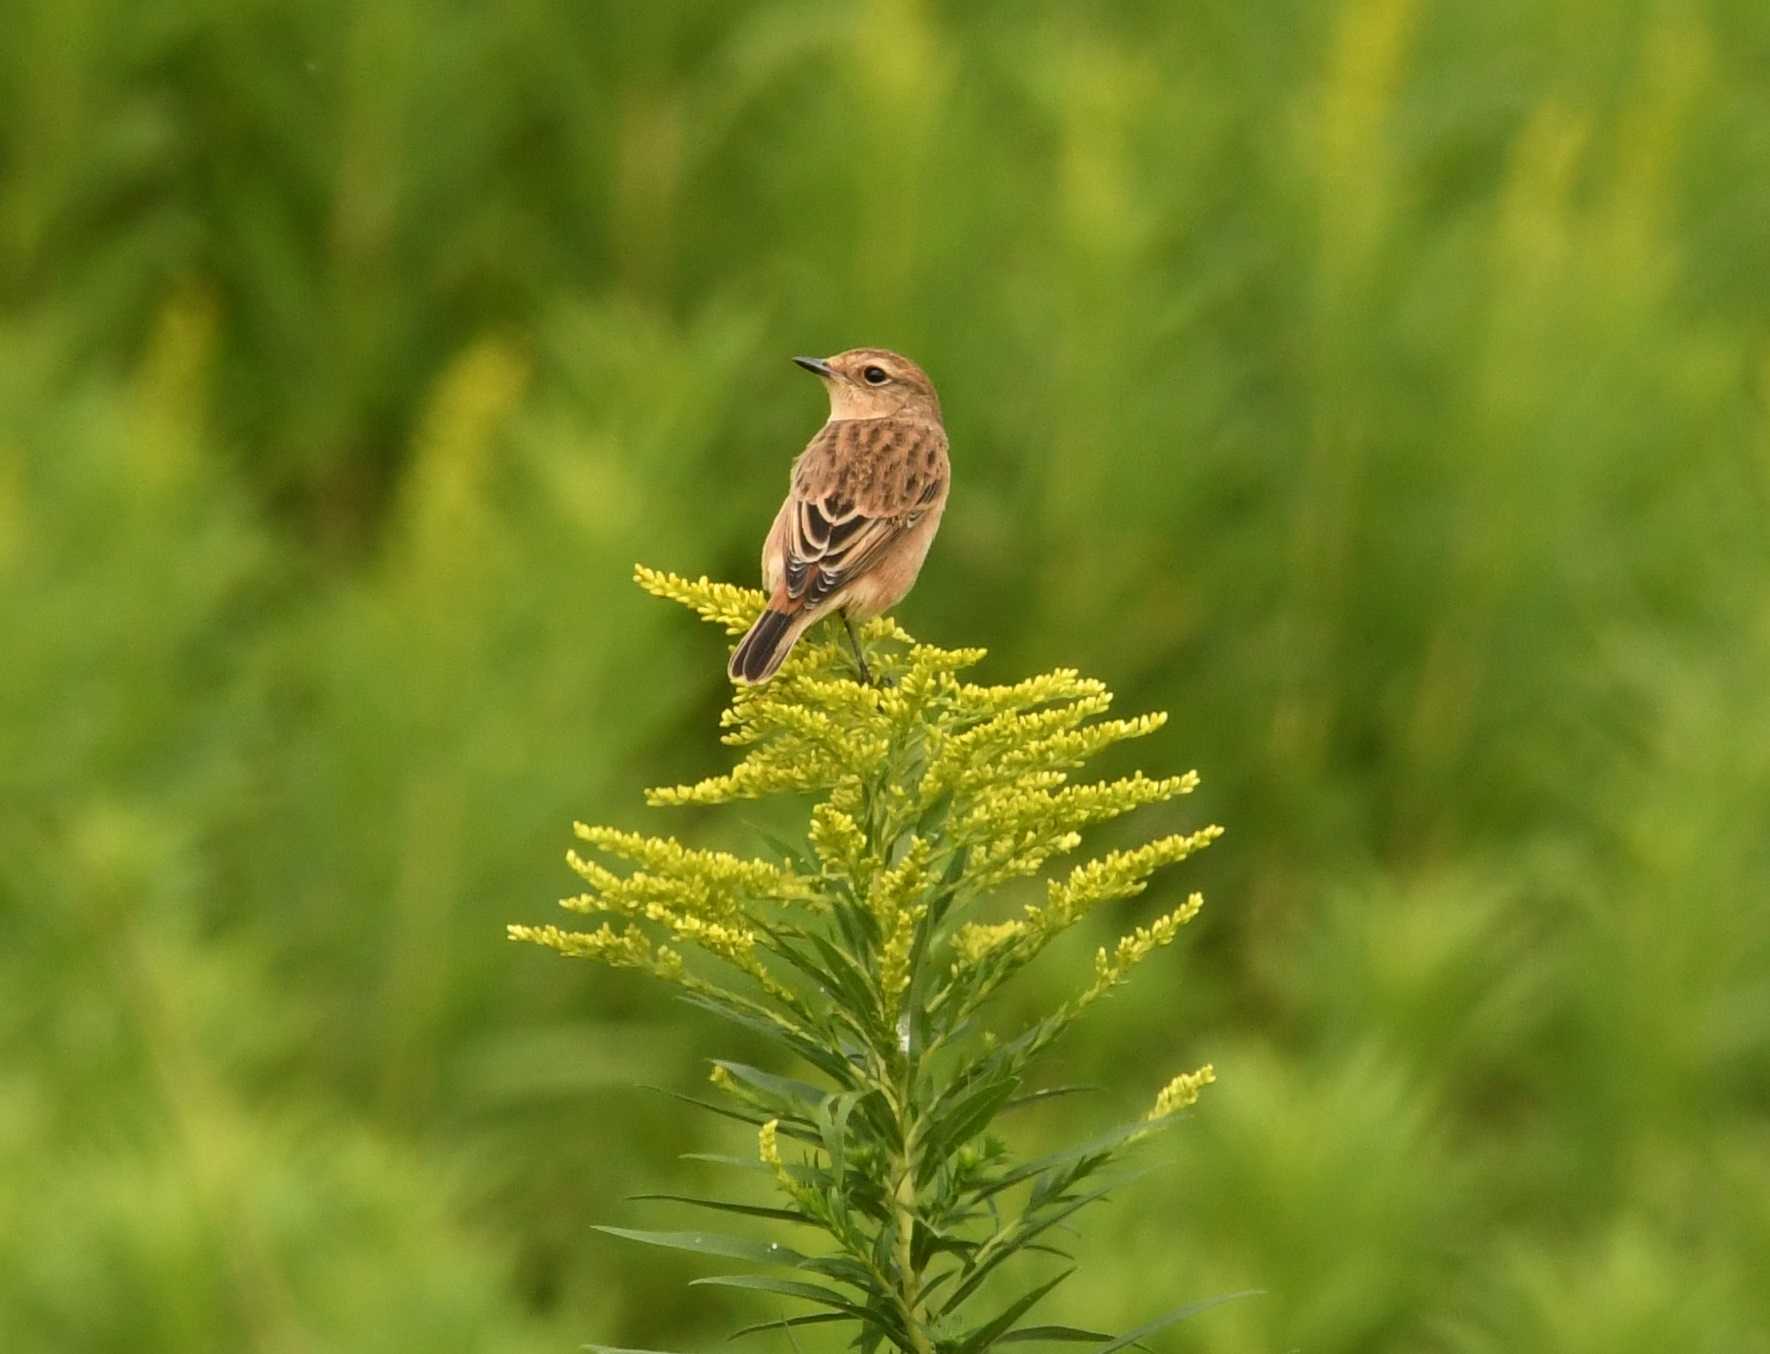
[4, 2, 1769, 1351]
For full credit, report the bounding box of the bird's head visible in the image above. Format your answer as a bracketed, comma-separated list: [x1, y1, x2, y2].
[794, 348, 942, 422]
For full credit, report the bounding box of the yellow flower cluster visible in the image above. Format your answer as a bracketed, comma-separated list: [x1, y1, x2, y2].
[1038, 826, 1224, 932]
[510, 566, 1222, 1071]
[758, 1116, 782, 1169]
[570, 823, 816, 904]
[504, 921, 684, 981]
[1146, 1064, 1216, 1120]
[871, 837, 934, 1004]
[808, 802, 868, 880]
[545, 821, 826, 993]
[1085, 892, 1206, 1001]
[951, 919, 1027, 965]
[756, 1116, 814, 1208]
[633, 565, 768, 636]
[916, 694, 1113, 803]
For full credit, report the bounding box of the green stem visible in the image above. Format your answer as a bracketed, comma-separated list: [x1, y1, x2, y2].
[868, 736, 931, 1354]
[892, 1063, 930, 1354]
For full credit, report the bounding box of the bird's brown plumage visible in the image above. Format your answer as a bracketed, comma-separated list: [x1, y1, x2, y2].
[729, 348, 950, 685]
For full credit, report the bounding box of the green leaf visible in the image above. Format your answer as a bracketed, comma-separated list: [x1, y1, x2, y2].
[995, 1327, 1117, 1345]
[679, 1152, 769, 1173]
[1090, 1292, 1265, 1354]
[753, 925, 867, 1011]
[806, 929, 885, 1019]
[677, 1153, 895, 1225]
[918, 1222, 981, 1258]
[625, 1193, 813, 1224]
[919, 1073, 1022, 1184]
[674, 993, 857, 1087]
[643, 1087, 820, 1142]
[856, 1318, 890, 1354]
[915, 1267, 958, 1308]
[740, 819, 817, 874]
[957, 1268, 1074, 1354]
[817, 1090, 860, 1192]
[726, 1312, 854, 1342]
[1003, 1085, 1101, 1112]
[585, 1345, 698, 1354]
[830, 898, 882, 957]
[974, 1118, 1155, 1200]
[591, 1226, 807, 1266]
[689, 1274, 897, 1338]
[797, 1254, 878, 1290]
[712, 1059, 830, 1111]
[940, 1177, 1129, 1314]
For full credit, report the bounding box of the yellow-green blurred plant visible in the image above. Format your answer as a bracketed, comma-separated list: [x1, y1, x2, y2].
[510, 567, 1235, 1353]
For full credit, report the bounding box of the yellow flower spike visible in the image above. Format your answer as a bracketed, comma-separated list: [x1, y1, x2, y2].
[859, 615, 915, 646]
[710, 1064, 735, 1091]
[952, 919, 1027, 966]
[785, 676, 889, 725]
[564, 849, 623, 894]
[1039, 829, 1223, 932]
[866, 836, 933, 930]
[829, 778, 865, 818]
[958, 770, 1200, 843]
[1080, 893, 1206, 1001]
[756, 1117, 809, 1205]
[879, 901, 928, 1003]
[967, 829, 1083, 893]
[758, 1117, 782, 1169]
[1146, 1064, 1216, 1121]
[634, 565, 766, 635]
[646, 758, 838, 806]
[506, 921, 684, 982]
[809, 803, 868, 877]
[572, 825, 816, 905]
[994, 711, 1170, 778]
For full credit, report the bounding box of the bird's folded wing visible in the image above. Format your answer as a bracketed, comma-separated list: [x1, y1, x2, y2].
[780, 480, 941, 611]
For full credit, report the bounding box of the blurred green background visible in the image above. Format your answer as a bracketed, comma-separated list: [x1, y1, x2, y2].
[5, 0, 1770, 1350]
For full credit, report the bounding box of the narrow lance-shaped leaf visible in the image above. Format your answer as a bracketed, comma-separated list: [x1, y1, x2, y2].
[940, 1176, 1138, 1315]
[712, 1059, 831, 1113]
[626, 1193, 814, 1225]
[643, 1087, 821, 1143]
[591, 1226, 808, 1267]
[918, 1072, 1023, 1185]
[726, 1312, 855, 1342]
[994, 1326, 1119, 1346]
[956, 1268, 1075, 1354]
[1089, 1291, 1266, 1354]
[690, 1275, 908, 1345]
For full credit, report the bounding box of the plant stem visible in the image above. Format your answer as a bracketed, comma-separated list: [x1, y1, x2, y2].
[870, 741, 931, 1354]
[892, 1062, 930, 1354]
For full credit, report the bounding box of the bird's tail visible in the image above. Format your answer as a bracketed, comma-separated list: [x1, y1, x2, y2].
[728, 605, 817, 685]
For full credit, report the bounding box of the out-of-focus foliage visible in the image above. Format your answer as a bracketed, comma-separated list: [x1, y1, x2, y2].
[3, 1, 1767, 1351]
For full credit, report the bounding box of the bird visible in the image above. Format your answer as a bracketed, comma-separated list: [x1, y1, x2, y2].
[728, 347, 950, 686]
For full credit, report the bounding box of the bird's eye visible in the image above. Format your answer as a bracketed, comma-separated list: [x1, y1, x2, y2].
[862, 365, 889, 385]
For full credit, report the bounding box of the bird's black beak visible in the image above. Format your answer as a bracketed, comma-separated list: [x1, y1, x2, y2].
[793, 355, 835, 378]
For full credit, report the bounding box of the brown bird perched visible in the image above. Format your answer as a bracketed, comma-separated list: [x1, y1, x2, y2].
[728, 348, 950, 686]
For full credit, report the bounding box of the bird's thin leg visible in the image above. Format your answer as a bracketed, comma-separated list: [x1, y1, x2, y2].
[841, 612, 875, 686]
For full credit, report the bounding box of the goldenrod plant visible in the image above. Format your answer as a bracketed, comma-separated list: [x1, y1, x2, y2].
[510, 567, 1238, 1352]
